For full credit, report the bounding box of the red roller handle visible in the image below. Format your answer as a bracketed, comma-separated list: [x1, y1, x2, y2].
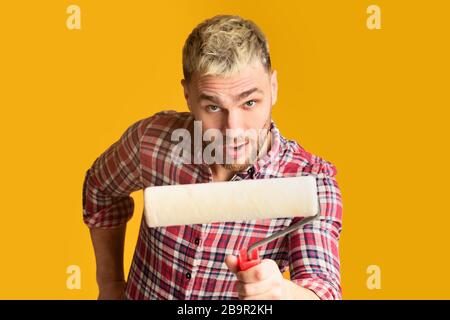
[237, 247, 261, 271]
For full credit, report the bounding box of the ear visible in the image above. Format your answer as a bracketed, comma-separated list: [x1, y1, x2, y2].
[181, 79, 192, 112]
[270, 69, 278, 106]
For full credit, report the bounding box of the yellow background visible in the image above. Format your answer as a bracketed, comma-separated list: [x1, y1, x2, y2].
[1, 0, 449, 299]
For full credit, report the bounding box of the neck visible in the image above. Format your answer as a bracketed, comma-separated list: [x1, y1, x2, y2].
[210, 164, 235, 182]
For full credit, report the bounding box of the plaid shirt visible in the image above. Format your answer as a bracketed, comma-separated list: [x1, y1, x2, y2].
[82, 110, 343, 300]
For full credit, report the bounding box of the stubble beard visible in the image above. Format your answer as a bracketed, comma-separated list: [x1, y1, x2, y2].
[221, 116, 272, 173]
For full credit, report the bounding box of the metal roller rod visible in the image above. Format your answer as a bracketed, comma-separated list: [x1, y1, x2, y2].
[247, 207, 321, 258]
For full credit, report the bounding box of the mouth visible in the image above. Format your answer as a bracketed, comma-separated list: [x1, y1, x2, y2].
[223, 141, 249, 159]
[227, 142, 247, 149]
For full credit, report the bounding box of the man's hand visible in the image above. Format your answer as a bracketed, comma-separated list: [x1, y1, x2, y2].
[225, 255, 292, 300]
[98, 280, 127, 300]
[225, 254, 320, 300]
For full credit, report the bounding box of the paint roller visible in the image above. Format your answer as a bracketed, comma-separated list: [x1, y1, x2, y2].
[143, 176, 321, 271]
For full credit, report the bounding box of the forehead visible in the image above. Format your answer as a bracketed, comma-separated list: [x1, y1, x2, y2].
[191, 62, 270, 95]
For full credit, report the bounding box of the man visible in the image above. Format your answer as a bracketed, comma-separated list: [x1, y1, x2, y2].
[82, 15, 343, 300]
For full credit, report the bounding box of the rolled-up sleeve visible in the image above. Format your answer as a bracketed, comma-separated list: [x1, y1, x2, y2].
[82, 118, 147, 229]
[288, 161, 344, 300]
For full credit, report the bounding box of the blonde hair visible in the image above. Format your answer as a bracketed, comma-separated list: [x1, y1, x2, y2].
[182, 15, 271, 82]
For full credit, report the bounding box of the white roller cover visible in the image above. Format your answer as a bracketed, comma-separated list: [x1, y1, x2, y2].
[144, 176, 319, 228]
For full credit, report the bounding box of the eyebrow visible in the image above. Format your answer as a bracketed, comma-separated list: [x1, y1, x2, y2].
[197, 87, 263, 104]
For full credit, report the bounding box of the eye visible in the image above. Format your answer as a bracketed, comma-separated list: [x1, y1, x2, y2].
[244, 100, 256, 108]
[206, 105, 221, 113]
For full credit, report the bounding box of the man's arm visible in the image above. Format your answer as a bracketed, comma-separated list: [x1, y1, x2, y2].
[288, 161, 344, 300]
[82, 117, 150, 299]
[90, 225, 127, 299]
[283, 278, 320, 300]
[224, 159, 342, 300]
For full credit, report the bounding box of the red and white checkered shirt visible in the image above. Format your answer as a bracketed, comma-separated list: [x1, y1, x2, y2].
[82, 110, 343, 300]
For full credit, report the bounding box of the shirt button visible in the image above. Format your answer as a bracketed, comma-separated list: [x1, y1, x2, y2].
[186, 272, 191, 279]
[194, 238, 200, 245]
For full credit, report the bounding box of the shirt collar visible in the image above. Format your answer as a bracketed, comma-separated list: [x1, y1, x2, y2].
[253, 120, 284, 174]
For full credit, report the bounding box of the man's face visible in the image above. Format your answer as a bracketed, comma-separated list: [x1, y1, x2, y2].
[181, 61, 278, 172]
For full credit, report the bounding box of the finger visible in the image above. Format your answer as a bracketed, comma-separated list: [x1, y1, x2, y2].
[236, 277, 277, 297]
[240, 286, 283, 300]
[225, 254, 239, 274]
[236, 259, 276, 283]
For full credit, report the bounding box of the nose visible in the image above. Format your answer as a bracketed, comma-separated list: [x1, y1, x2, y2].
[225, 109, 243, 130]
[224, 109, 246, 145]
